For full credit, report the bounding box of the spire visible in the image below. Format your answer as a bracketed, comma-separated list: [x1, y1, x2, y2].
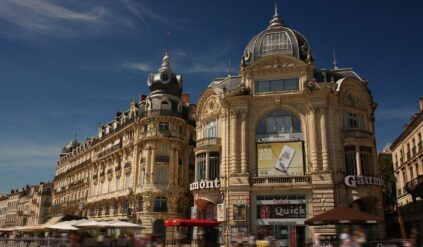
[333, 50, 338, 69]
[269, 0, 284, 28]
[159, 48, 171, 72]
[73, 128, 78, 141]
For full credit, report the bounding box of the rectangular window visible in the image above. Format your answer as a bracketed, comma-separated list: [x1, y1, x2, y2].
[344, 146, 356, 175]
[204, 120, 218, 138]
[155, 167, 168, 185]
[409, 166, 414, 180]
[255, 78, 299, 93]
[116, 176, 120, 190]
[108, 180, 112, 193]
[344, 112, 363, 129]
[208, 152, 220, 180]
[139, 169, 145, 185]
[158, 122, 169, 132]
[359, 146, 373, 176]
[196, 153, 207, 181]
[125, 174, 131, 188]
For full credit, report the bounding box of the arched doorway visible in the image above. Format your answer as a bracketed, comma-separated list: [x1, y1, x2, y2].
[153, 219, 166, 242]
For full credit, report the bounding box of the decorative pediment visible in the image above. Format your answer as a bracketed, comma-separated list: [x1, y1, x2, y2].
[337, 78, 371, 110]
[248, 55, 309, 76]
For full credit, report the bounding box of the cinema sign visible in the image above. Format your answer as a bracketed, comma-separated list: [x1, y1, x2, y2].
[344, 175, 384, 187]
[190, 178, 220, 191]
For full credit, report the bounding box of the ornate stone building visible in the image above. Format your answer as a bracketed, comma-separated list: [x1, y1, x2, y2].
[190, 4, 383, 245]
[391, 98, 423, 245]
[51, 50, 195, 239]
[0, 183, 52, 229]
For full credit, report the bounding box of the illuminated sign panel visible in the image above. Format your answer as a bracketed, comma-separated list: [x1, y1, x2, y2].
[257, 142, 304, 176]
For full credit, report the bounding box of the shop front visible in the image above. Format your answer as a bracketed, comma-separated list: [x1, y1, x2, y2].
[255, 194, 307, 247]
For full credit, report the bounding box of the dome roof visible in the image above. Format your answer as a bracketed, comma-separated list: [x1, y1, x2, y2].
[147, 49, 183, 96]
[61, 139, 79, 154]
[241, 3, 312, 65]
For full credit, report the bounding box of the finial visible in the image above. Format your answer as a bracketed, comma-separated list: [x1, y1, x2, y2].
[159, 48, 171, 72]
[269, 0, 284, 28]
[332, 50, 338, 69]
[227, 57, 231, 76]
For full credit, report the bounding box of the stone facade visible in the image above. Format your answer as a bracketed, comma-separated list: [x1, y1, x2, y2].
[391, 98, 423, 245]
[51, 50, 195, 239]
[190, 4, 383, 246]
[0, 183, 52, 229]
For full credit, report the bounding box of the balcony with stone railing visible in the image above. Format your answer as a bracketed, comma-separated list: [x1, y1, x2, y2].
[341, 129, 373, 140]
[405, 175, 423, 197]
[97, 143, 122, 159]
[195, 137, 220, 152]
[252, 176, 311, 185]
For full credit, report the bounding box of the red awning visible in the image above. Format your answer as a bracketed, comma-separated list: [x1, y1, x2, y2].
[164, 219, 221, 227]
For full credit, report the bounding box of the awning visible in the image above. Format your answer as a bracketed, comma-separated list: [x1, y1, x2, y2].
[164, 219, 221, 227]
[106, 220, 144, 228]
[304, 207, 384, 225]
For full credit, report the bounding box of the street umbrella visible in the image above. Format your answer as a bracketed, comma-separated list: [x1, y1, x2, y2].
[304, 207, 384, 225]
[106, 220, 144, 228]
[73, 220, 108, 228]
[47, 220, 80, 231]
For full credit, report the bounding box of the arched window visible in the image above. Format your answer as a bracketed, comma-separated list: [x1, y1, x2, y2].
[256, 110, 302, 141]
[153, 197, 167, 212]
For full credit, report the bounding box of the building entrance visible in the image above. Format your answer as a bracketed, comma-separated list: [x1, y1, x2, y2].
[257, 225, 305, 247]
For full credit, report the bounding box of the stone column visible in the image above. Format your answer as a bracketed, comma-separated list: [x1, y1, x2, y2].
[356, 145, 362, 176]
[146, 147, 152, 184]
[175, 149, 179, 185]
[230, 110, 238, 175]
[307, 105, 319, 171]
[150, 146, 156, 184]
[169, 147, 175, 185]
[320, 107, 329, 171]
[241, 111, 248, 175]
[205, 152, 210, 179]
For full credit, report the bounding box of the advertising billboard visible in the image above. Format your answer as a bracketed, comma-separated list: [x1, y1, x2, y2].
[257, 141, 304, 176]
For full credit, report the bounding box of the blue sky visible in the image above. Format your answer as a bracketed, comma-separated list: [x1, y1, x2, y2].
[0, 0, 422, 194]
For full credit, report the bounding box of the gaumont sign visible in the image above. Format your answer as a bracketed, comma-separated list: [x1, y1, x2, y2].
[344, 175, 384, 187]
[190, 179, 220, 191]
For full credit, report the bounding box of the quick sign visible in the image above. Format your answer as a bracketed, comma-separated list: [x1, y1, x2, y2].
[257, 204, 307, 219]
[189, 178, 220, 191]
[344, 175, 384, 187]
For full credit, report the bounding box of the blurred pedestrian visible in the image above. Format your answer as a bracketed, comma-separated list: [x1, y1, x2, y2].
[340, 228, 351, 247]
[313, 233, 321, 247]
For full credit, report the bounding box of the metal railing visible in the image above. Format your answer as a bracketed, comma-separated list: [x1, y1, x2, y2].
[406, 174, 423, 193]
[252, 176, 311, 185]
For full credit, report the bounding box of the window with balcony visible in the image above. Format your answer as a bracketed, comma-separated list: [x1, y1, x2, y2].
[255, 78, 299, 93]
[155, 167, 168, 185]
[208, 152, 220, 180]
[196, 153, 206, 180]
[158, 122, 169, 133]
[359, 146, 373, 176]
[153, 197, 167, 212]
[204, 120, 218, 138]
[344, 146, 357, 175]
[343, 112, 363, 129]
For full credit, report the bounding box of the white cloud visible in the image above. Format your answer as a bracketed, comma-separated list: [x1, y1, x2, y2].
[0, 0, 172, 39]
[0, 142, 60, 168]
[121, 62, 153, 72]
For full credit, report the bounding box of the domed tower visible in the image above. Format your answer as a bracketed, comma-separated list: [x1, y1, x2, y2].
[136, 49, 195, 240]
[241, 1, 313, 67]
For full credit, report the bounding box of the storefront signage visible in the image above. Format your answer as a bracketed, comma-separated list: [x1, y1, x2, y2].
[189, 178, 220, 191]
[257, 195, 307, 219]
[344, 175, 384, 187]
[257, 142, 304, 176]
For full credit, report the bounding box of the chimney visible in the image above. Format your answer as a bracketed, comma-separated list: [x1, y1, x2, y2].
[139, 94, 147, 102]
[419, 97, 423, 111]
[181, 94, 190, 105]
